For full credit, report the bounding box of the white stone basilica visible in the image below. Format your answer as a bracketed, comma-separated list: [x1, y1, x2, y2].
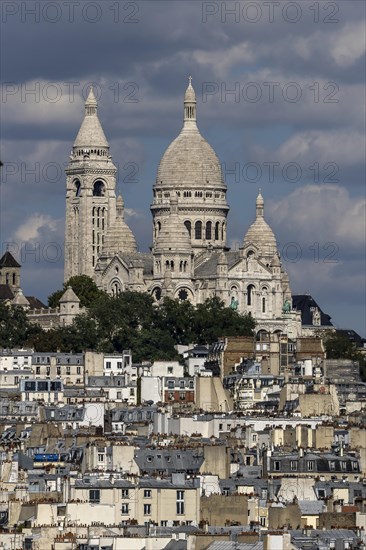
[64, 79, 302, 337]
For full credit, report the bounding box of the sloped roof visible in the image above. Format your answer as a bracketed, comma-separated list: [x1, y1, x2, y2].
[194, 251, 240, 278]
[292, 295, 333, 327]
[0, 284, 14, 301]
[0, 251, 20, 268]
[26, 296, 47, 309]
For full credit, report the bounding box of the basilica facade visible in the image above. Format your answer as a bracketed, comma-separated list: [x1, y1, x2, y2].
[64, 80, 302, 337]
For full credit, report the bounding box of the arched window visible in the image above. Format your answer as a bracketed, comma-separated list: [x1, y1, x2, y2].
[184, 221, 191, 237]
[247, 284, 255, 306]
[5, 273, 9, 285]
[153, 287, 162, 301]
[215, 222, 220, 240]
[74, 180, 81, 197]
[195, 221, 202, 240]
[205, 221, 212, 240]
[12, 273, 16, 285]
[111, 281, 122, 297]
[262, 297, 266, 313]
[93, 180, 105, 197]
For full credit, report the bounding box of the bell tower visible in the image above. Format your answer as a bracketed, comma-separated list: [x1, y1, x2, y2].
[64, 87, 117, 281]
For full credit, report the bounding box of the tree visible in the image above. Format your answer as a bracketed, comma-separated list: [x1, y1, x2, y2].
[192, 297, 255, 344]
[0, 303, 42, 348]
[48, 275, 106, 308]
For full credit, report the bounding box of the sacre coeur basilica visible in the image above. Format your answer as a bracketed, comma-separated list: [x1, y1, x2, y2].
[63, 78, 329, 339]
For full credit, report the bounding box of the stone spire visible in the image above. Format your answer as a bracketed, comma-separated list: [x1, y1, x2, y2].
[256, 189, 264, 218]
[85, 85, 98, 115]
[73, 86, 109, 149]
[184, 75, 197, 126]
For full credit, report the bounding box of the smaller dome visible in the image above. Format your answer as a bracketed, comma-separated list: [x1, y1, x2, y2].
[270, 253, 281, 267]
[243, 192, 277, 256]
[103, 196, 137, 255]
[155, 197, 191, 252]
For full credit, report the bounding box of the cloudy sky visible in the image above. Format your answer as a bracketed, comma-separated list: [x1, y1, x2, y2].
[1, 0, 365, 336]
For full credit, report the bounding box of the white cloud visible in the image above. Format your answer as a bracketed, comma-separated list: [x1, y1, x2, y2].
[267, 185, 366, 250]
[1, 80, 84, 125]
[13, 213, 63, 243]
[192, 42, 255, 77]
[252, 129, 365, 167]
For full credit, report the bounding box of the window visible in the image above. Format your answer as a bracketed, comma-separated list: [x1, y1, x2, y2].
[77, 367, 81, 374]
[167, 380, 175, 389]
[260, 517, 266, 526]
[66, 367, 71, 375]
[144, 504, 151, 515]
[184, 221, 191, 237]
[329, 461, 336, 471]
[98, 453, 105, 462]
[307, 460, 314, 471]
[168, 367, 173, 374]
[195, 221, 202, 240]
[262, 297, 266, 313]
[56, 367, 61, 375]
[117, 362, 122, 369]
[290, 460, 298, 471]
[93, 180, 105, 197]
[106, 361, 111, 369]
[36, 366, 40, 374]
[179, 392, 185, 400]
[121, 489, 129, 498]
[144, 490, 152, 498]
[89, 489, 100, 503]
[121, 503, 129, 514]
[247, 285, 255, 306]
[352, 461, 358, 470]
[215, 221, 220, 240]
[205, 221, 212, 240]
[176, 490, 184, 515]
[179, 380, 185, 389]
[274, 461, 280, 471]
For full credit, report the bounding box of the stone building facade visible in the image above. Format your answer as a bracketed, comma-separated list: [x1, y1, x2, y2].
[64, 80, 303, 336]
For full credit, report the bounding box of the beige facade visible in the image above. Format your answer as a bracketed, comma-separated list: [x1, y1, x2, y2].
[64, 81, 302, 338]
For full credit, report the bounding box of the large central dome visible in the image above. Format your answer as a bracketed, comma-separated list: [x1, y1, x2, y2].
[155, 79, 224, 189]
[151, 78, 229, 254]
